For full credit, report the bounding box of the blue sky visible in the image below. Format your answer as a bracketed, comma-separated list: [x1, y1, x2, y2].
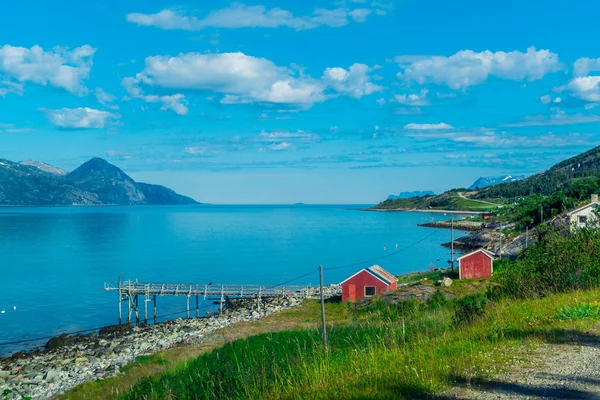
[2, 0, 600, 203]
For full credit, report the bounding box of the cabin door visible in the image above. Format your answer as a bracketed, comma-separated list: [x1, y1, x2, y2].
[348, 284, 356, 302]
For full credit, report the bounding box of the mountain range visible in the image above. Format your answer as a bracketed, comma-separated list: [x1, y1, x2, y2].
[0, 157, 198, 206]
[373, 144, 600, 211]
[386, 191, 435, 200]
[468, 175, 526, 190]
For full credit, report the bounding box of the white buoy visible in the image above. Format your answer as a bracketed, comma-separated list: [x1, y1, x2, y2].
[0, 311, 5, 314]
[13, 306, 16, 311]
[383, 246, 386, 251]
[395, 244, 398, 249]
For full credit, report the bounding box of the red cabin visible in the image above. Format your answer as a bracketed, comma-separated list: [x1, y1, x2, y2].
[340, 264, 397, 302]
[457, 249, 495, 280]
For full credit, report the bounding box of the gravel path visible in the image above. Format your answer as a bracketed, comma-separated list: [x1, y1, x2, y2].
[439, 328, 600, 399]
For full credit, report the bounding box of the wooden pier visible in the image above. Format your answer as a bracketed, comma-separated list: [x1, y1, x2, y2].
[104, 277, 312, 325]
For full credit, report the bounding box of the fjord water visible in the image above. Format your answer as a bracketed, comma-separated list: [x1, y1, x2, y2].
[0, 205, 467, 355]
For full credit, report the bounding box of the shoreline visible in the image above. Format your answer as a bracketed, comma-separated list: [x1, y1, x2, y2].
[366, 208, 482, 215]
[0, 286, 341, 399]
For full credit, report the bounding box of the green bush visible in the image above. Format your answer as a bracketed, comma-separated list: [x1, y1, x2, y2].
[454, 293, 489, 325]
[557, 304, 600, 320]
[425, 290, 448, 310]
[498, 224, 600, 299]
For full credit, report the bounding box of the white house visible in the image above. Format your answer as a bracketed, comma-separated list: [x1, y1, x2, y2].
[567, 194, 600, 232]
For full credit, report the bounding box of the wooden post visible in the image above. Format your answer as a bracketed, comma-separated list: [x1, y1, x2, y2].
[525, 226, 529, 250]
[127, 294, 131, 324]
[319, 265, 327, 350]
[499, 234, 503, 261]
[196, 295, 199, 318]
[220, 286, 224, 314]
[144, 295, 148, 324]
[186, 295, 190, 319]
[134, 295, 140, 325]
[118, 275, 122, 325]
[450, 217, 455, 273]
[153, 295, 157, 324]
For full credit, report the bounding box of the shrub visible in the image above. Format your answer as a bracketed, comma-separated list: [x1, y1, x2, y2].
[557, 303, 600, 320]
[425, 290, 448, 310]
[454, 293, 489, 325]
[498, 224, 600, 299]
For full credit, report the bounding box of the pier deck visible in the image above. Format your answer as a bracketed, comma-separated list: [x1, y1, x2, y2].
[104, 278, 313, 325]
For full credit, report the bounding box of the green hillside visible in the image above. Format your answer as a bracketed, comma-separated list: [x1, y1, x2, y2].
[373, 145, 600, 222]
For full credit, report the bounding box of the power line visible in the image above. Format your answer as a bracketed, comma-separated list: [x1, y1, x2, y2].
[0, 230, 441, 348]
[324, 230, 440, 271]
[262, 269, 319, 290]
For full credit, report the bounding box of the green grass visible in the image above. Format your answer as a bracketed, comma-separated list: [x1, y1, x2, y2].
[395, 269, 448, 285]
[557, 303, 600, 320]
[373, 192, 500, 212]
[117, 289, 600, 400]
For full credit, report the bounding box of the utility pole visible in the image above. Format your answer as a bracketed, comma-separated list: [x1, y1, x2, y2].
[450, 217, 455, 273]
[319, 265, 327, 350]
[499, 233, 503, 260]
[540, 205, 543, 224]
[525, 226, 529, 250]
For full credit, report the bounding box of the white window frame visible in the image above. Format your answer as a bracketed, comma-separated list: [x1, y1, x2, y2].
[364, 286, 376, 297]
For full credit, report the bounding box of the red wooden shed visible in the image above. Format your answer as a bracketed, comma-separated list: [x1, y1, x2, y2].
[457, 249, 495, 280]
[340, 264, 397, 302]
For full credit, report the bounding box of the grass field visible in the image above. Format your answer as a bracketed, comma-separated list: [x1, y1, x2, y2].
[373, 192, 504, 212]
[62, 282, 600, 399]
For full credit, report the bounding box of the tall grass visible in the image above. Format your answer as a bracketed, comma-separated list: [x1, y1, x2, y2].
[121, 287, 600, 400]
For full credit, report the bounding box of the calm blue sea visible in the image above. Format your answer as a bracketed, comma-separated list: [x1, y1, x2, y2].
[0, 205, 469, 355]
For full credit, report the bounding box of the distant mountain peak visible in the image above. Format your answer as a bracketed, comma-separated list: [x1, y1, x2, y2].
[387, 191, 435, 200]
[19, 160, 67, 175]
[469, 175, 526, 190]
[0, 156, 198, 206]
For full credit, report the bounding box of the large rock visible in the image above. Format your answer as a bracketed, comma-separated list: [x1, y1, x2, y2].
[99, 324, 133, 338]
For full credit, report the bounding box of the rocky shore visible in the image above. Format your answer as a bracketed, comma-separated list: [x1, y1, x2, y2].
[418, 220, 483, 232]
[0, 285, 341, 399]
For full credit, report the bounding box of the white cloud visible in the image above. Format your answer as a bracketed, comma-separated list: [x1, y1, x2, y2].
[540, 94, 552, 105]
[502, 110, 600, 127]
[184, 146, 209, 155]
[105, 150, 132, 160]
[399, 47, 561, 89]
[125, 52, 325, 107]
[269, 142, 294, 151]
[322, 63, 382, 98]
[41, 107, 117, 129]
[573, 57, 600, 77]
[394, 89, 429, 106]
[122, 77, 189, 115]
[258, 130, 319, 142]
[349, 8, 372, 22]
[0, 44, 95, 95]
[124, 52, 381, 112]
[404, 122, 454, 130]
[94, 88, 116, 105]
[126, 4, 379, 31]
[558, 76, 600, 102]
[0, 80, 23, 97]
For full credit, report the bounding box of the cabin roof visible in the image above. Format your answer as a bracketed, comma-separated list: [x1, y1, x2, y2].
[339, 264, 397, 286]
[457, 248, 495, 261]
[567, 201, 600, 216]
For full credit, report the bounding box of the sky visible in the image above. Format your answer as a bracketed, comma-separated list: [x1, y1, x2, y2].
[2, 0, 600, 204]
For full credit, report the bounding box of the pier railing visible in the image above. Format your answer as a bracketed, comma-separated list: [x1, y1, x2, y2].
[104, 278, 313, 325]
